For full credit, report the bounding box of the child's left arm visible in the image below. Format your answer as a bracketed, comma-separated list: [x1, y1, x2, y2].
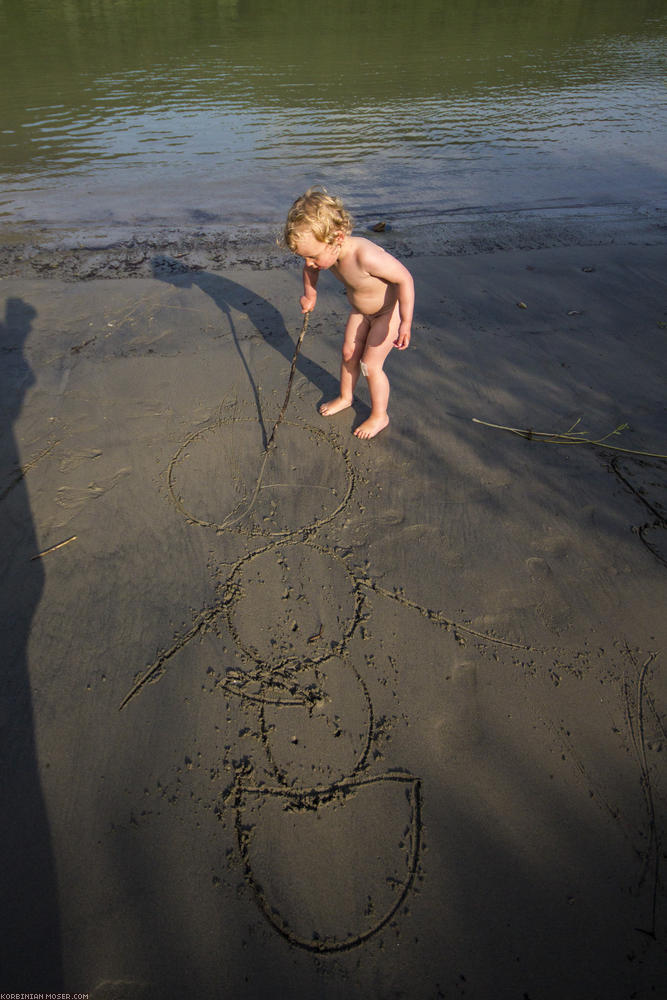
[359, 242, 414, 349]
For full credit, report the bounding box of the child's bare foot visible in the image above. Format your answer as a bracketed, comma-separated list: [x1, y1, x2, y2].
[319, 396, 352, 417]
[353, 414, 389, 439]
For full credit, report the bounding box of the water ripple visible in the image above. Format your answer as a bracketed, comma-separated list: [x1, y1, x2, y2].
[1, 1, 665, 227]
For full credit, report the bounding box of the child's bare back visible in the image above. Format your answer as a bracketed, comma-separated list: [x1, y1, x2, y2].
[284, 190, 414, 439]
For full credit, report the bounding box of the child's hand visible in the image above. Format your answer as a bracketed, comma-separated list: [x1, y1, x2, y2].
[394, 321, 411, 350]
[300, 292, 317, 313]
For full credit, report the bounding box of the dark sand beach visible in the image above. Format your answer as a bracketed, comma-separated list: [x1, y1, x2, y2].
[1, 210, 666, 998]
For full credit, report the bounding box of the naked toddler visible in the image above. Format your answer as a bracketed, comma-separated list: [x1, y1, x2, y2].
[284, 188, 414, 439]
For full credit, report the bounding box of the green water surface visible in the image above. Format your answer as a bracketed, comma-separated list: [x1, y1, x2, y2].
[1, 0, 665, 233]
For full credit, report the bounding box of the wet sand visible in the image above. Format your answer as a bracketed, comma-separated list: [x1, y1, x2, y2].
[1, 215, 666, 998]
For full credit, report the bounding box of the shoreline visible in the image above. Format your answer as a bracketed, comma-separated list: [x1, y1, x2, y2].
[1, 200, 665, 281]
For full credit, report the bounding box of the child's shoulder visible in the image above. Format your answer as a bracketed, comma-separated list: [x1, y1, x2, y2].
[347, 234, 377, 251]
[346, 234, 386, 263]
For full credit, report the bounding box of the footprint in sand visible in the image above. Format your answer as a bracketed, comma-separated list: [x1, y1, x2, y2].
[56, 466, 132, 511]
[58, 447, 103, 473]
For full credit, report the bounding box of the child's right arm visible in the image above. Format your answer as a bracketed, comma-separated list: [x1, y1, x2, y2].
[300, 264, 319, 313]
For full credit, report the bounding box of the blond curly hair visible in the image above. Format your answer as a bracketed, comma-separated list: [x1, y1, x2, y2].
[283, 187, 353, 251]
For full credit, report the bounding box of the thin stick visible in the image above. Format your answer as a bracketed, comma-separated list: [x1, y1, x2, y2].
[472, 417, 667, 460]
[266, 311, 310, 449]
[219, 311, 310, 530]
[31, 535, 77, 560]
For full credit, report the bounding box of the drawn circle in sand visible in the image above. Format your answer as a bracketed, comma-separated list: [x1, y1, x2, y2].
[259, 656, 373, 786]
[227, 540, 361, 665]
[168, 418, 353, 536]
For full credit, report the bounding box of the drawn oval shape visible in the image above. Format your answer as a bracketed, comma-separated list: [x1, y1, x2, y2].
[260, 656, 373, 786]
[235, 774, 421, 952]
[168, 418, 353, 537]
[227, 540, 360, 665]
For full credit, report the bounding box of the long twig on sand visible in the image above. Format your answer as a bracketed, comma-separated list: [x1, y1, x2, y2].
[472, 416, 667, 460]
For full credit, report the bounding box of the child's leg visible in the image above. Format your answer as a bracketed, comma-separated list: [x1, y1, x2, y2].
[353, 304, 400, 439]
[320, 311, 369, 416]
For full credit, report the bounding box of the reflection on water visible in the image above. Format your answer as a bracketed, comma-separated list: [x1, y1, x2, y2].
[0, 0, 665, 231]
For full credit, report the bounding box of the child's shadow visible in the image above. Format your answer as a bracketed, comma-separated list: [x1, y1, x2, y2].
[152, 256, 340, 443]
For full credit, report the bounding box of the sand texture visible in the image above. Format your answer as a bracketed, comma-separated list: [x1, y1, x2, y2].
[1, 224, 666, 998]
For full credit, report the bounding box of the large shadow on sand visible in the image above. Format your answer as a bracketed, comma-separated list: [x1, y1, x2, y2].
[0, 299, 63, 989]
[151, 256, 338, 441]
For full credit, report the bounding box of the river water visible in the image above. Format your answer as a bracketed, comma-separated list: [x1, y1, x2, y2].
[1, 0, 665, 239]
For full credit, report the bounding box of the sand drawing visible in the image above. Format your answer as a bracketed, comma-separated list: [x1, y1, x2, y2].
[115, 393, 667, 953]
[623, 648, 662, 940]
[230, 773, 422, 953]
[116, 294, 665, 953]
[122, 414, 531, 950]
[541, 643, 663, 941]
[610, 457, 667, 568]
[120, 418, 425, 949]
[119, 351, 532, 951]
